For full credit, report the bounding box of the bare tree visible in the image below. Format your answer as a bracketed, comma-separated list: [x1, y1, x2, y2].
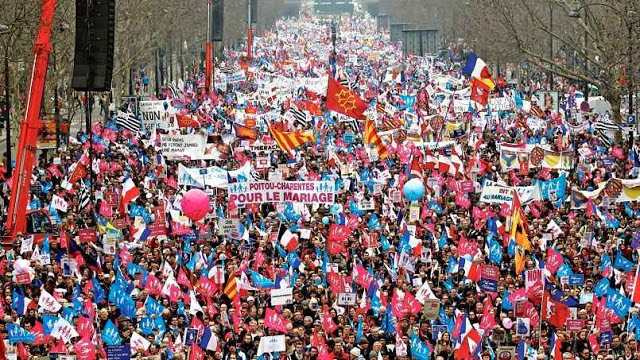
[481, 0, 640, 122]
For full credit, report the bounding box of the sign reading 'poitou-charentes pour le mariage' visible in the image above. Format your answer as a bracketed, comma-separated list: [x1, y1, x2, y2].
[228, 181, 336, 205]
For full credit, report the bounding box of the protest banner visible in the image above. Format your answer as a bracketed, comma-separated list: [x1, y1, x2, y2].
[479, 180, 540, 205]
[160, 134, 207, 160]
[228, 181, 336, 205]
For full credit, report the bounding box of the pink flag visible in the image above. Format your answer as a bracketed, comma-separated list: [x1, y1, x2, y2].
[177, 268, 193, 289]
[74, 338, 97, 360]
[145, 273, 163, 296]
[479, 307, 497, 331]
[545, 248, 563, 274]
[264, 308, 290, 334]
[403, 291, 423, 315]
[322, 309, 338, 334]
[77, 316, 95, 340]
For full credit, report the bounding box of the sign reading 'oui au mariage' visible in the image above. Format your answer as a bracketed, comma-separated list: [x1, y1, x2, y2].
[228, 181, 336, 205]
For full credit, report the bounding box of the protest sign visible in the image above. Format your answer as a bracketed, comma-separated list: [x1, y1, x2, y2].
[479, 265, 499, 293]
[516, 318, 530, 336]
[270, 287, 293, 306]
[78, 229, 97, 243]
[432, 325, 448, 340]
[160, 134, 207, 160]
[525, 269, 543, 291]
[496, 347, 516, 360]
[106, 345, 130, 360]
[423, 299, 441, 320]
[337, 293, 357, 306]
[139, 101, 170, 131]
[228, 181, 336, 205]
[566, 319, 584, 332]
[257, 335, 286, 356]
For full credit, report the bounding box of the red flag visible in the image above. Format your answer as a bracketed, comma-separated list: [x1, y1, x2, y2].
[326, 77, 368, 120]
[470, 78, 491, 106]
[327, 272, 346, 293]
[189, 344, 205, 360]
[542, 293, 570, 328]
[76, 316, 95, 340]
[196, 276, 217, 298]
[632, 266, 640, 303]
[29, 322, 49, 346]
[403, 291, 423, 315]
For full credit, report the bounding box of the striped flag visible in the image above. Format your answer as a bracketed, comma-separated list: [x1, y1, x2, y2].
[78, 182, 91, 211]
[268, 125, 314, 153]
[224, 276, 238, 300]
[364, 119, 388, 159]
[289, 106, 309, 129]
[116, 110, 141, 132]
[594, 120, 620, 148]
[342, 118, 359, 133]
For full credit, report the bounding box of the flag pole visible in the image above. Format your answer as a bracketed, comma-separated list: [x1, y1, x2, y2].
[205, 0, 213, 96]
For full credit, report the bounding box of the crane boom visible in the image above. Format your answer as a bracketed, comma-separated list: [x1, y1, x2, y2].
[5, 0, 57, 236]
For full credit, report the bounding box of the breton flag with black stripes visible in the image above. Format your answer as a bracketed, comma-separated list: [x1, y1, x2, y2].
[116, 109, 141, 133]
[78, 182, 91, 211]
[594, 119, 620, 147]
[289, 106, 309, 129]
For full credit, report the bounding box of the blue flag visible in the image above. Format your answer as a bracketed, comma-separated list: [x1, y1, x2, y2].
[356, 317, 364, 341]
[614, 252, 634, 272]
[146, 296, 166, 317]
[92, 277, 106, 304]
[409, 333, 431, 360]
[488, 236, 503, 264]
[248, 270, 276, 288]
[606, 287, 632, 318]
[7, 323, 35, 344]
[594, 278, 610, 297]
[101, 319, 122, 346]
[140, 317, 155, 336]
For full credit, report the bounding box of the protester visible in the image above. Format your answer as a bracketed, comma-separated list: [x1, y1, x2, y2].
[1, 3, 640, 360]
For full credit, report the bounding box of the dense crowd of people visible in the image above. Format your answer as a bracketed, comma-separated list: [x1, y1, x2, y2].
[0, 3, 640, 360]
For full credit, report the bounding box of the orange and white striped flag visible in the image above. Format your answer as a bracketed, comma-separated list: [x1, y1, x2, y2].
[364, 119, 388, 159]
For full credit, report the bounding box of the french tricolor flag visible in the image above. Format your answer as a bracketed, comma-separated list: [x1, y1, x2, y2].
[278, 227, 299, 252]
[199, 326, 219, 351]
[122, 178, 140, 205]
[550, 331, 562, 360]
[462, 52, 495, 89]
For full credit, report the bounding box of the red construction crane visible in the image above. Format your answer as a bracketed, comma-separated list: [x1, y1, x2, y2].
[4, 0, 57, 238]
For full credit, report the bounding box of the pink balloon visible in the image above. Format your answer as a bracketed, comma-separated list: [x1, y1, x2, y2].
[181, 189, 211, 221]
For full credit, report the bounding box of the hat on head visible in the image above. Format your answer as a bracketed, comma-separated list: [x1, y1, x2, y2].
[350, 348, 361, 357]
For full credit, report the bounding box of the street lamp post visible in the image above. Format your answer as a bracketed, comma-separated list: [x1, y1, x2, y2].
[0, 24, 10, 177]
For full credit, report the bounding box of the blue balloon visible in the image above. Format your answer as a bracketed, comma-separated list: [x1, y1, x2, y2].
[322, 217, 330, 225]
[403, 178, 425, 201]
